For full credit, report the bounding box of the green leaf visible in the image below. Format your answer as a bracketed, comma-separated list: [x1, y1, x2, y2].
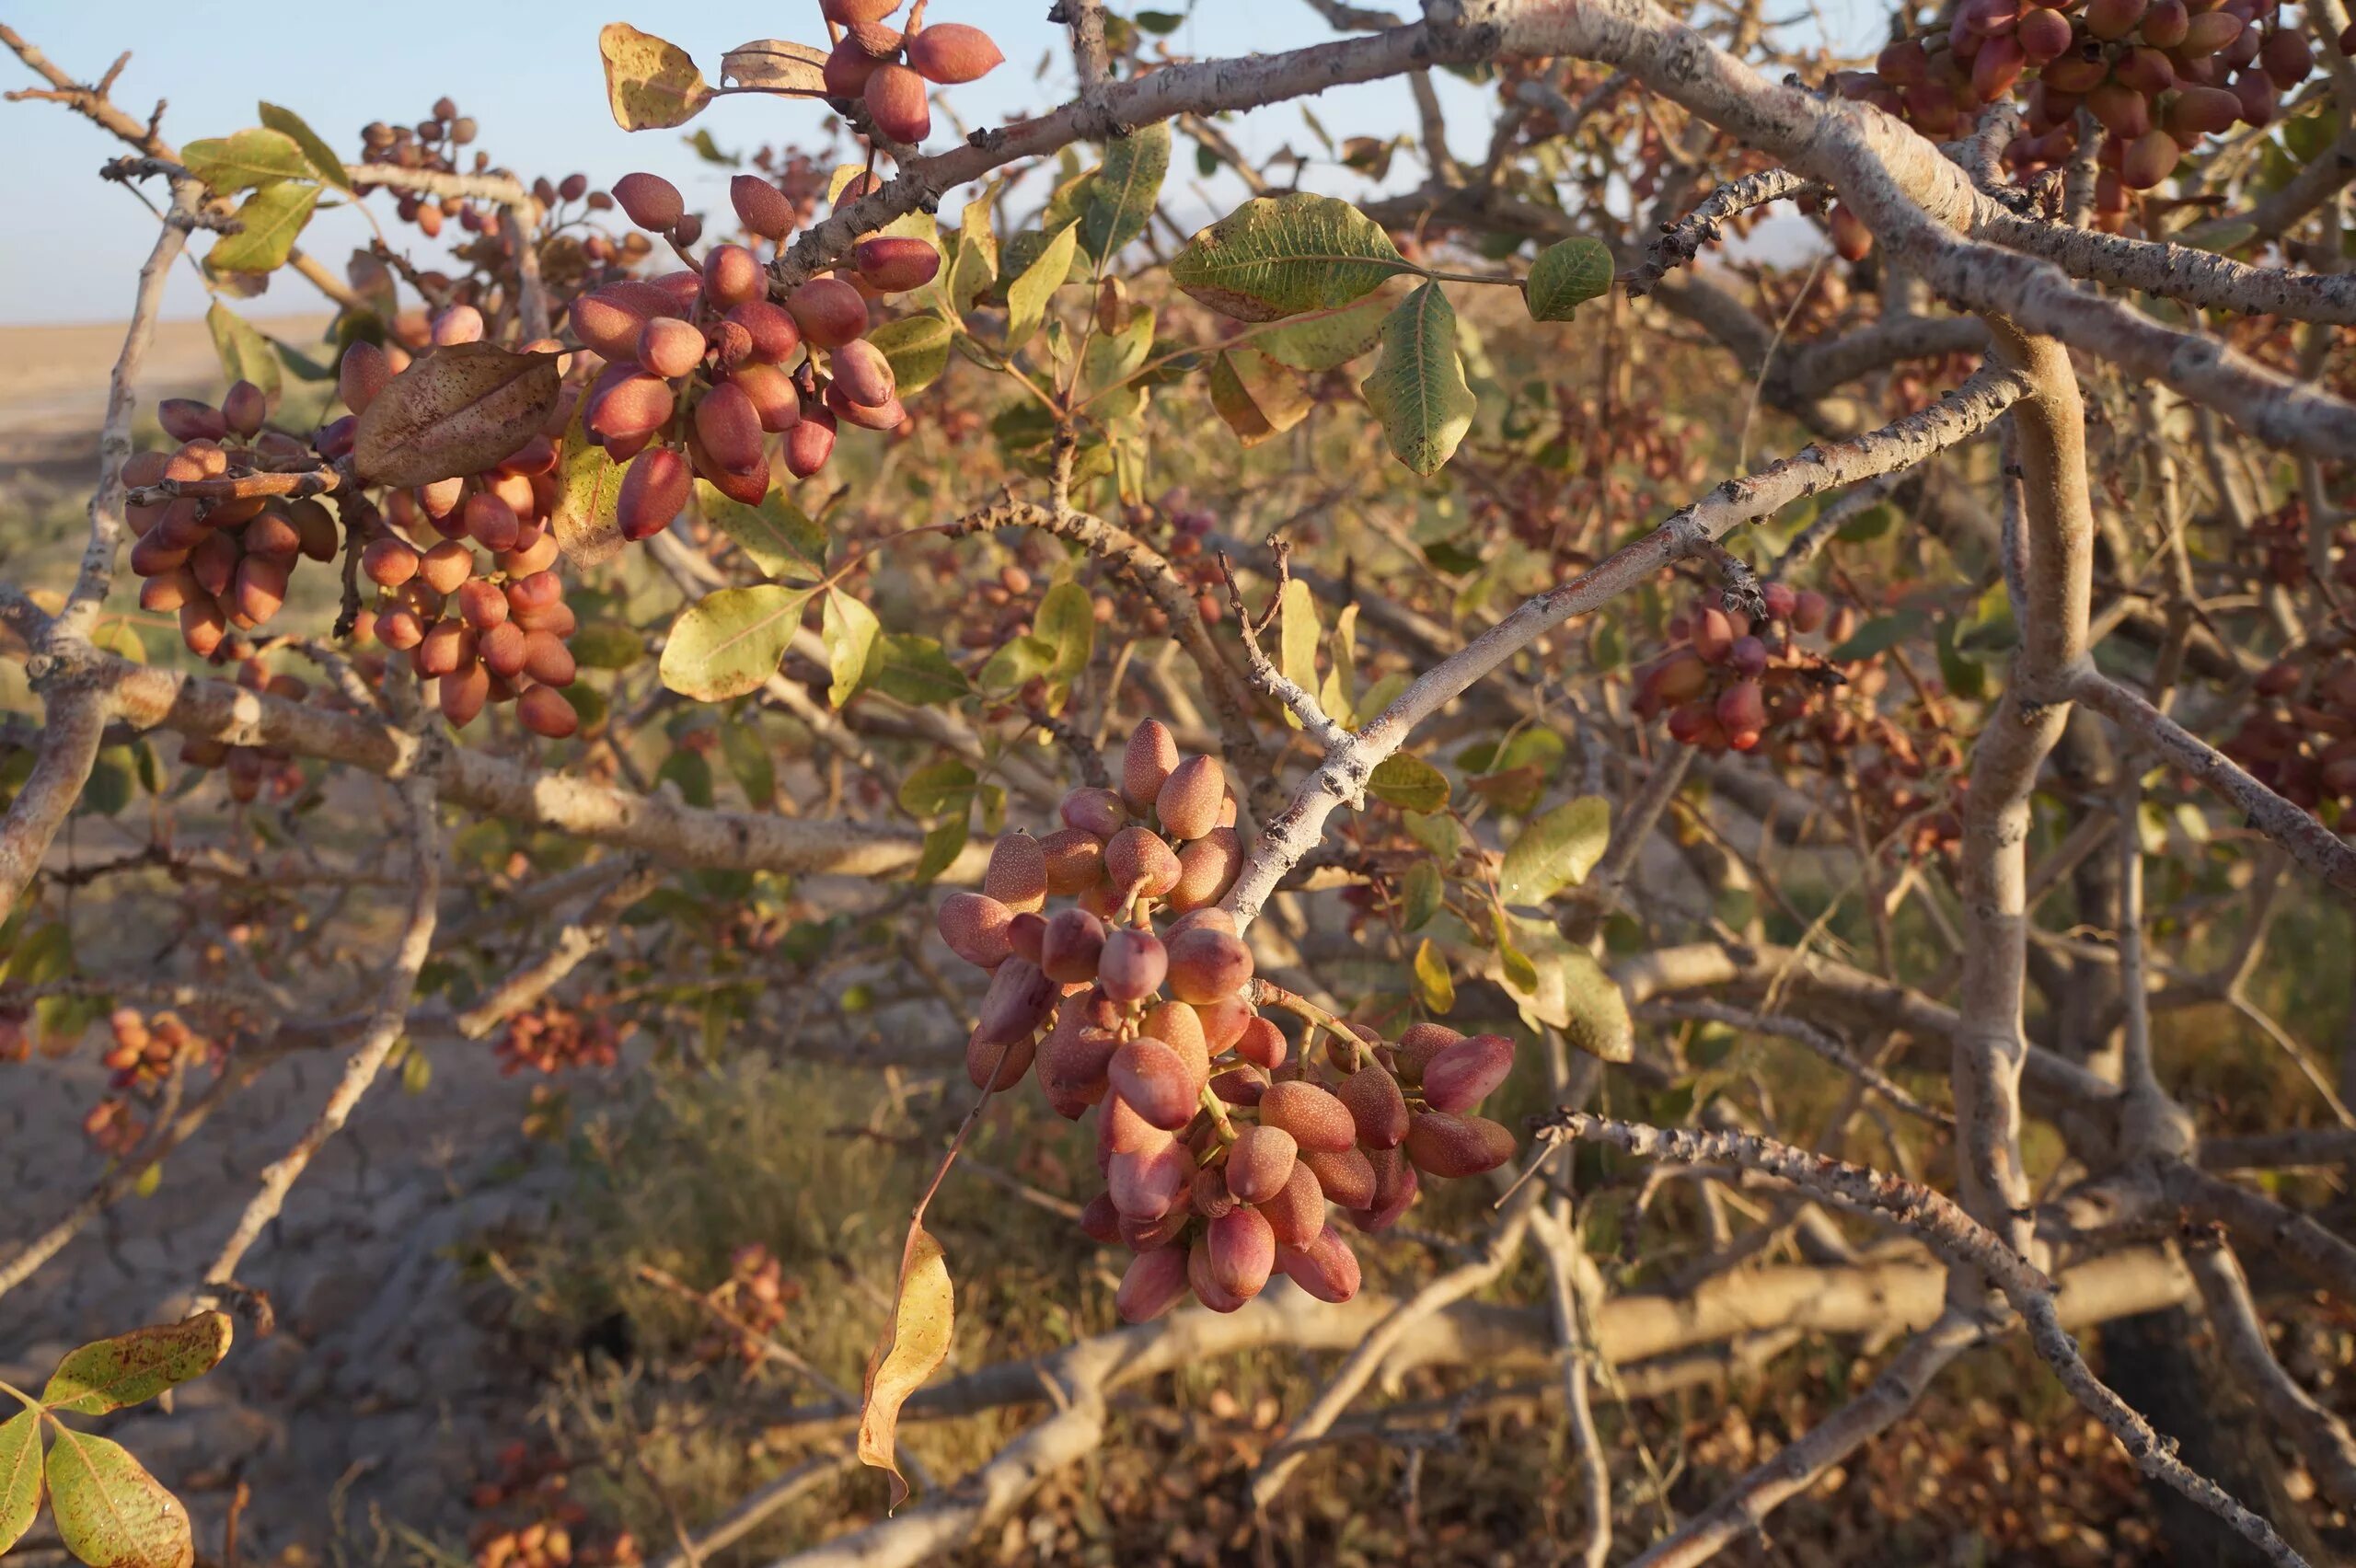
[266, 330, 336, 383]
[1830, 502, 1892, 545]
[1401, 859, 1443, 931]
[0, 1411, 40, 1558]
[682, 127, 741, 166]
[871, 633, 971, 707]
[257, 103, 353, 190]
[697, 481, 826, 582]
[41, 1312, 233, 1418]
[1460, 728, 1566, 778]
[978, 633, 1057, 693]
[560, 683, 608, 731]
[1035, 581, 1096, 689]
[203, 303, 282, 406]
[568, 622, 646, 671]
[88, 620, 146, 665]
[1406, 810, 1463, 860]
[1525, 236, 1613, 320]
[600, 22, 711, 131]
[1368, 754, 1449, 812]
[913, 816, 969, 884]
[823, 590, 882, 708]
[1829, 611, 1923, 662]
[949, 189, 999, 317]
[659, 585, 813, 701]
[1005, 223, 1080, 352]
[181, 128, 310, 192]
[1499, 795, 1611, 907]
[1277, 576, 1321, 731]
[898, 758, 977, 818]
[867, 317, 953, 397]
[1206, 347, 1309, 448]
[3, 921, 74, 986]
[1254, 288, 1397, 372]
[1413, 938, 1456, 1015]
[1494, 908, 1540, 994]
[1936, 618, 1987, 702]
[1082, 120, 1170, 265]
[2283, 103, 2337, 163]
[1355, 671, 1408, 728]
[44, 1425, 193, 1568]
[1171, 193, 1405, 322]
[656, 746, 715, 808]
[721, 722, 776, 808]
[1360, 282, 1476, 477]
[208, 182, 321, 275]
[81, 749, 133, 818]
[549, 404, 628, 568]
[1082, 308, 1155, 411]
[1557, 946, 1634, 1062]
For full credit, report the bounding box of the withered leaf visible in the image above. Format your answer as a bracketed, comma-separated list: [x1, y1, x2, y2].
[857, 1223, 953, 1511]
[721, 39, 829, 94]
[352, 342, 560, 488]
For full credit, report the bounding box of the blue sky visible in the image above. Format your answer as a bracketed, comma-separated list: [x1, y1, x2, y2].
[0, 1, 1875, 327]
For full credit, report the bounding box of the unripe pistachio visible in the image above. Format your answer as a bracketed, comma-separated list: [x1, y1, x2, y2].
[439, 661, 491, 726]
[863, 63, 931, 144]
[782, 403, 837, 477]
[694, 381, 766, 476]
[612, 171, 684, 231]
[730, 174, 796, 240]
[432, 304, 485, 346]
[2120, 125, 2184, 186]
[522, 628, 576, 686]
[783, 282, 868, 353]
[984, 831, 1049, 912]
[1098, 927, 1169, 1004]
[824, 40, 882, 98]
[420, 539, 475, 596]
[906, 21, 1006, 84]
[702, 244, 766, 311]
[517, 684, 579, 738]
[727, 299, 802, 363]
[339, 340, 392, 414]
[853, 236, 942, 293]
[636, 316, 706, 379]
[222, 379, 268, 439]
[830, 337, 897, 408]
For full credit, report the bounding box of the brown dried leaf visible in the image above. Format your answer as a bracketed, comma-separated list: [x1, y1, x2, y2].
[857, 1223, 953, 1511]
[600, 23, 712, 132]
[722, 39, 829, 94]
[352, 343, 560, 489]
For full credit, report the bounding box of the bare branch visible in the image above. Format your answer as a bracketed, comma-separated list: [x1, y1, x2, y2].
[193, 761, 442, 1301]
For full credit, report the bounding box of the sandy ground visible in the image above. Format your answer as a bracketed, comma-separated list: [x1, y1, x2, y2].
[0, 314, 331, 468]
[1, 316, 568, 1564]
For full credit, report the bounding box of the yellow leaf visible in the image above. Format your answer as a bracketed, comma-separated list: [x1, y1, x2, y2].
[42, 1312, 232, 1417]
[599, 23, 712, 132]
[45, 1426, 192, 1568]
[1276, 577, 1320, 731]
[1414, 936, 1456, 1014]
[858, 1223, 953, 1511]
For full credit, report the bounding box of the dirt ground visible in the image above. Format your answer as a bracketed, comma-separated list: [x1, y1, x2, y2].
[2, 315, 562, 1567]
